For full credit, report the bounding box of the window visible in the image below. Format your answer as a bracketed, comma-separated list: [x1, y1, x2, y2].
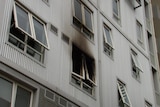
[73, 0, 94, 40]
[8, 3, 49, 63]
[113, 0, 120, 23]
[145, 101, 152, 107]
[148, 32, 155, 67]
[136, 21, 144, 48]
[152, 68, 160, 92]
[71, 44, 96, 96]
[0, 77, 33, 107]
[134, 0, 141, 9]
[131, 50, 142, 80]
[117, 81, 132, 107]
[103, 24, 113, 57]
[144, 0, 151, 31]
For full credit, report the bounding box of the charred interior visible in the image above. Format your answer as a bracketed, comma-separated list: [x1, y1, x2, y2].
[72, 44, 95, 95]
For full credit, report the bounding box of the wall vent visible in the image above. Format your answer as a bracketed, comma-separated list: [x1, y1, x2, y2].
[59, 97, 67, 107]
[62, 33, 70, 44]
[45, 89, 55, 101]
[50, 24, 58, 35]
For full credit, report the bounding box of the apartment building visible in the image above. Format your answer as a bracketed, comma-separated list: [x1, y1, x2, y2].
[0, 0, 159, 107]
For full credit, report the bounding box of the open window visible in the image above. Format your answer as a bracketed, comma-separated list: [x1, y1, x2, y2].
[71, 44, 96, 95]
[103, 24, 114, 58]
[131, 49, 142, 80]
[73, 0, 94, 40]
[117, 81, 132, 107]
[8, 2, 49, 63]
[134, 0, 141, 9]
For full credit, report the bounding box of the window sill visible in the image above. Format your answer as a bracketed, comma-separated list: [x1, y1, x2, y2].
[69, 81, 96, 100]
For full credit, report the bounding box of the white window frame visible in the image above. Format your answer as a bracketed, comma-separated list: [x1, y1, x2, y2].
[73, 0, 94, 39]
[103, 24, 114, 57]
[13, 3, 49, 49]
[113, 0, 120, 21]
[0, 77, 33, 107]
[131, 50, 142, 73]
[117, 81, 132, 107]
[136, 20, 144, 47]
[71, 57, 85, 79]
[103, 24, 113, 49]
[71, 55, 96, 85]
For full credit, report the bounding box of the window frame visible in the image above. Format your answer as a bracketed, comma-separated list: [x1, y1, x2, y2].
[117, 81, 132, 107]
[113, 0, 120, 21]
[131, 50, 142, 73]
[131, 50, 142, 80]
[13, 3, 49, 49]
[71, 57, 85, 79]
[72, 0, 94, 39]
[0, 76, 33, 107]
[103, 24, 113, 48]
[103, 24, 114, 58]
[8, 2, 50, 63]
[136, 20, 144, 47]
[71, 45, 96, 96]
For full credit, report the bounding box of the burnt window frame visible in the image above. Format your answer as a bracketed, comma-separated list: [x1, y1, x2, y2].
[71, 44, 96, 96]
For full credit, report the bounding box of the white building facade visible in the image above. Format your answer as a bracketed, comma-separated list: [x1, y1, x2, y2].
[0, 0, 159, 107]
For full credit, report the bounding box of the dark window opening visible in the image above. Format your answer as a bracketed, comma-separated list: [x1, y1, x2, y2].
[72, 44, 95, 95]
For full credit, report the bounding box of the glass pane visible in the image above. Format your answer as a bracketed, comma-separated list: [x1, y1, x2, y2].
[74, 0, 82, 22]
[113, 0, 118, 16]
[0, 78, 13, 107]
[104, 27, 112, 46]
[84, 8, 92, 30]
[33, 18, 48, 47]
[15, 86, 31, 107]
[16, 5, 31, 35]
[137, 22, 142, 41]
